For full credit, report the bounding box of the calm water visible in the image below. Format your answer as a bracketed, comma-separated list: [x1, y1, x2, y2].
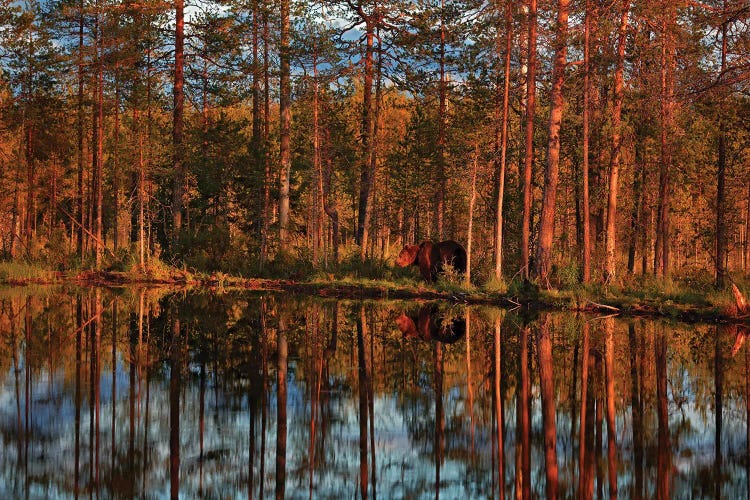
[1, 287, 749, 499]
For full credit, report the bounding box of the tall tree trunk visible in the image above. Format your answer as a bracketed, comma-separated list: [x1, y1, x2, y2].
[252, 0, 263, 240]
[521, 0, 537, 280]
[312, 40, 324, 265]
[434, 0, 447, 239]
[94, 1, 104, 268]
[77, 0, 85, 261]
[716, 8, 728, 287]
[628, 154, 644, 274]
[24, 120, 34, 253]
[494, 0, 512, 280]
[466, 145, 478, 285]
[323, 128, 340, 263]
[172, 0, 185, 247]
[745, 181, 750, 273]
[356, 17, 376, 261]
[137, 104, 145, 270]
[113, 82, 120, 251]
[260, 7, 272, 267]
[581, 0, 592, 283]
[604, 0, 629, 283]
[278, 0, 292, 248]
[655, 7, 674, 278]
[536, 0, 570, 284]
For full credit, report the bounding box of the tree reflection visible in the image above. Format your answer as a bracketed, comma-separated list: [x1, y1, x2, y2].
[0, 290, 748, 497]
[515, 322, 530, 499]
[656, 324, 671, 499]
[537, 316, 558, 499]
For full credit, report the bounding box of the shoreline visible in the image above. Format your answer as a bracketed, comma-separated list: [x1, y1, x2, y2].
[2, 270, 748, 326]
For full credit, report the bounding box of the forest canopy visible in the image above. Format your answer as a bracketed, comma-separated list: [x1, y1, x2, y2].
[0, 0, 748, 287]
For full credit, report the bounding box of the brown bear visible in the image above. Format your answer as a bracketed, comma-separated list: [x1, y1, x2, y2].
[395, 304, 466, 344]
[395, 240, 467, 282]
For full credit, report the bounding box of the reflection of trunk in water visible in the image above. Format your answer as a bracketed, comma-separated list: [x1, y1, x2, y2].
[356, 305, 369, 500]
[368, 307, 377, 499]
[578, 321, 594, 500]
[515, 325, 530, 500]
[111, 300, 117, 480]
[259, 298, 269, 500]
[628, 323, 643, 499]
[745, 341, 750, 500]
[466, 309, 475, 455]
[537, 316, 558, 499]
[308, 304, 324, 500]
[655, 325, 671, 499]
[170, 317, 181, 500]
[714, 327, 724, 498]
[595, 347, 603, 500]
[276, 315, 288, 500]
[435, 340, 444, 500]
[570, 325, 579, 469]
[604, 317, 617, 498]
[88, 294, 95, 494]
[199, 363, 206, 496]
[128, 302, 136, 495]
[25, 297, 31, 494]
[493, 315, 504, 500]
[95, 290, 102, 498]
[75, 298, 82, 498]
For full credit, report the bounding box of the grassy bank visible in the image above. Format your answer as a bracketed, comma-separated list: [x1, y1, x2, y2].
[1, 259, 748, 324]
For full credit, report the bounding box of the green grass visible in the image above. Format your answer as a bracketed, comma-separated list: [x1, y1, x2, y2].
[0, 261, 61, 283]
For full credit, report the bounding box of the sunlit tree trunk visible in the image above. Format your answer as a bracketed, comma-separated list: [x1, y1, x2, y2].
[312, 40, 324, 265]
[716, 8, 728, 287]
[356, 12, 376, 261]
[604, 0, 629, 283]
[172, 0, 185, 246]
[466, 146, 478, 285]
[581, 0, 592, 283]
[77, 0, 85, 261]
[434, 0, 447, 239]
[655, 6, 675, 278]
[260, 7, 272, 267]
[536, 0, 570, 284]
[521, 0, 537, 280]
[278, 0, 291, 249]
[494, 0, 512, 280]
[94, 0, 104, 267]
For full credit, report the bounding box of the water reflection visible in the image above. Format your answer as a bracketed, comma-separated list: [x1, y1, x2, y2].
[0, 288, 749, 497]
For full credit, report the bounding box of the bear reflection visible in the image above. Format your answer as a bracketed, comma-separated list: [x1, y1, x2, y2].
[396, 304, 466, 344]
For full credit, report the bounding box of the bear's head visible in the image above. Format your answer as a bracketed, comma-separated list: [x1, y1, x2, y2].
[395, 244, 420, 267]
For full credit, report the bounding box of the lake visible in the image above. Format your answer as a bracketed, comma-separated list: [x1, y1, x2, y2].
[0, 287, 748, 498]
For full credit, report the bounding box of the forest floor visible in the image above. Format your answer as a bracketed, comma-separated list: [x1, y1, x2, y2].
[1, 261, 748, 325]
